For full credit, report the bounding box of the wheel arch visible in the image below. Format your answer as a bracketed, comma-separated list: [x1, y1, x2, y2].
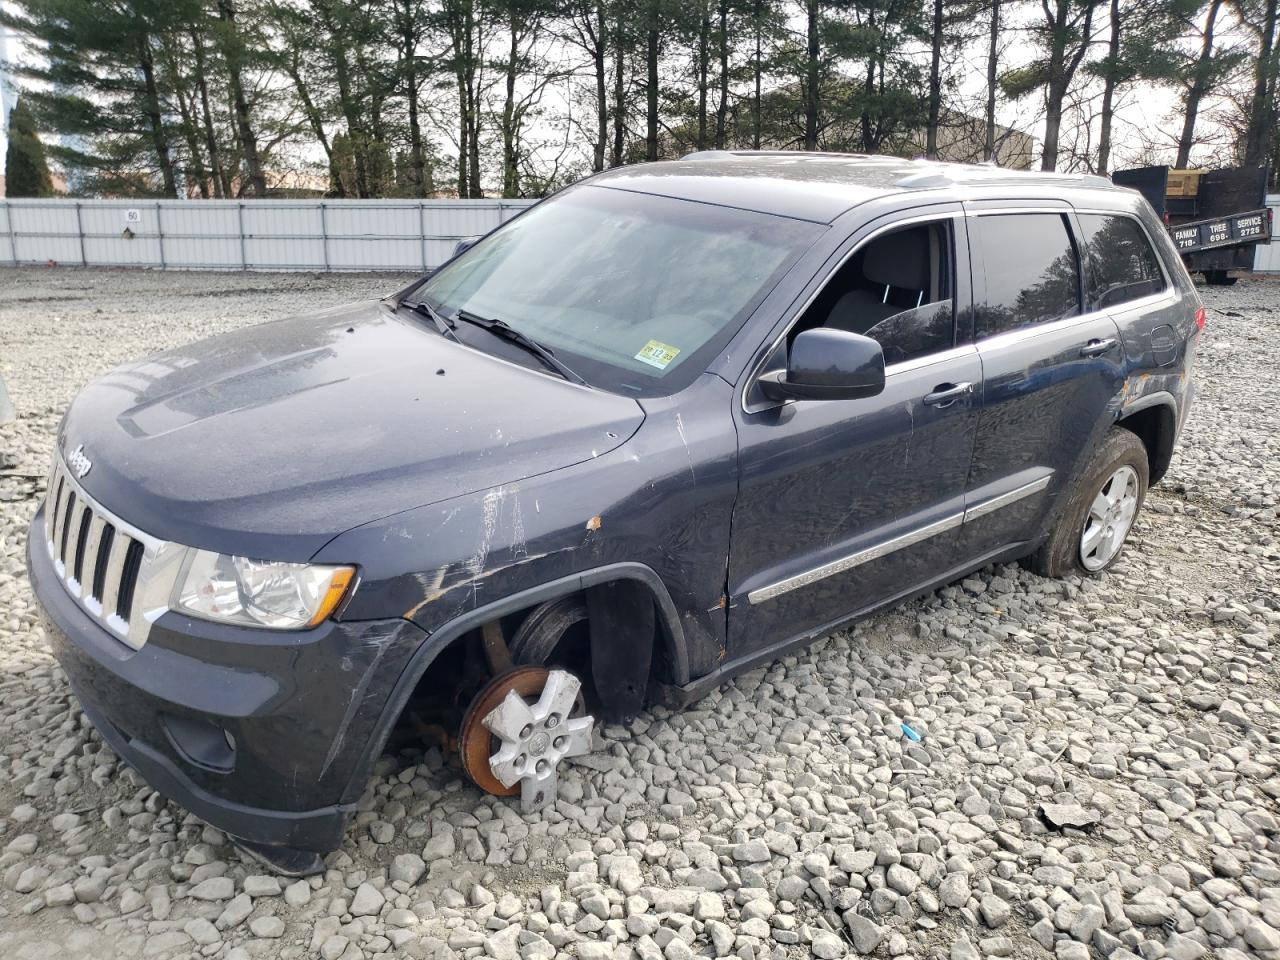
[338, 561, 687, 804]
[1115, 393, 1179, 485]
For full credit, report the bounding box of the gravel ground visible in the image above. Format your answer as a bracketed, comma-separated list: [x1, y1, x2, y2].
[0, 266, 1277, 960]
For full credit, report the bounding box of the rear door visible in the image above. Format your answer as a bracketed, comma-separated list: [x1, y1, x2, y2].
[1074, 209, 1183, 369]
[959, 203, 1126, 556]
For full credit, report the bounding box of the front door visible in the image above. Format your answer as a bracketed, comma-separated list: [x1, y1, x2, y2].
[727, 209, 981, 659]
[959, 204, 1127, 556]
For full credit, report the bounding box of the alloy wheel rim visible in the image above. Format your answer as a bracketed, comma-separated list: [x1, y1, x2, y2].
[1080, 464, 1140, 571]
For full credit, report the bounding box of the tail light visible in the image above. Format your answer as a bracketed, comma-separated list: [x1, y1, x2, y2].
[1194, 306, 1206, 331]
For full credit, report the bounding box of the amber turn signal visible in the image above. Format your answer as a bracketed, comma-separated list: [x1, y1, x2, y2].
[306, 567, 356, 628]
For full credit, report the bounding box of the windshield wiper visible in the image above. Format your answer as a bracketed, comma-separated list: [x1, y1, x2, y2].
[403, 298, 459, 342]
[453, 309, 586, 385]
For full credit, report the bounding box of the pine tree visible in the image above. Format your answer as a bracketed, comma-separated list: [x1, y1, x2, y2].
[4, 99, 55, 197]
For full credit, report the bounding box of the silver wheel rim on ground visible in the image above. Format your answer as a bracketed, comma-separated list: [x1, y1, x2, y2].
[1080, 464, 1140, 571]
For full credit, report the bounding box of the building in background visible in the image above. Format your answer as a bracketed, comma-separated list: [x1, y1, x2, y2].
[895, 110, 1036, 169]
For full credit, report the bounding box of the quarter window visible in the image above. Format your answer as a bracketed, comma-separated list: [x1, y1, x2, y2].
[1079, 214, 1165, 310]
[974, 213, 1081, 338]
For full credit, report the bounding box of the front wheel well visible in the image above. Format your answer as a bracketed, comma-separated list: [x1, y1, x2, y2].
[1116, 403, 1177, 485]
[381, 576, 674, 768]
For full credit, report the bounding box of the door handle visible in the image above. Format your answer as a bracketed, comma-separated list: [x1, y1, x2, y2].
[922, 382, 973, 407]
[1079, 337, 1118, 358]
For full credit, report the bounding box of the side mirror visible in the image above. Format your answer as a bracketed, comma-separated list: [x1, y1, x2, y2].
[453, 236, 479, 257]
[758, 328, 886, 402]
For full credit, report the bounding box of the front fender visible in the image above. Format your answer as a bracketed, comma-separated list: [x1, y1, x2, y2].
[331, 561, 685, 805]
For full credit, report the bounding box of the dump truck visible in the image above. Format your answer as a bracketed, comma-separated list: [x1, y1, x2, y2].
[1113, 165, 1272, 285]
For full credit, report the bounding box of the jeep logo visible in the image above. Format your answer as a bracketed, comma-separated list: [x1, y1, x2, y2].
[67, 444, 92, 479]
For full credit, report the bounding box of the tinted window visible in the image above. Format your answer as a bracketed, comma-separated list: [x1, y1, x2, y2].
[974, 213, 1081, 338]
[803, 220, 956, 365]
[1079, 214, 1165, 309]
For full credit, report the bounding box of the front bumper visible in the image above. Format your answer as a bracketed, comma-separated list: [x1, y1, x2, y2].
[28, 505, 427, 853]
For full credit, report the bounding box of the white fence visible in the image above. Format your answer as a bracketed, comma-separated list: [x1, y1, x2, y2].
[1253, 194, 1280, 273]
[0, 198, 537, 272]
[2, 194, 1276, 275]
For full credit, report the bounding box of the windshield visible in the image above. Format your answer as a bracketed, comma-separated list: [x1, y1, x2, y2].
[409, 185, 822, 394]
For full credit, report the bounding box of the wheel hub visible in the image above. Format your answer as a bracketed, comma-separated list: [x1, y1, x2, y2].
[459, 666, 594, 813]
[1080, 464, 1139, 571]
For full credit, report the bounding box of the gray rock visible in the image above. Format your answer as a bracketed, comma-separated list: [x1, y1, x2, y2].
[734, 839, 771, 863]
[391, 853, 427, 886]
[350, 882, 386, 917]
[940, 874, 970, 908]
[980, 894, 1011, 928]
[243, 875, 282, 897]
[184, 918, 221, 946]
[844, 913, 884, 954]
[190, 876, 235, 901]
[250, 916, 286, 938]
[812, 932, 845, 959]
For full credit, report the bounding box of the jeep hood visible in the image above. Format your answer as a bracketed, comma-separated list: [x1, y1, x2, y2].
[58, 300, 644, 561]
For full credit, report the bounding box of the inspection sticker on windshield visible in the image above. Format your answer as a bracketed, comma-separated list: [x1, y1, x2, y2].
[635, 340, 681, 370]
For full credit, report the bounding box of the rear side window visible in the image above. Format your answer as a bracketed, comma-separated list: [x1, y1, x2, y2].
[973, 213, 1081, 338]
[1079, 214, 1165, 310]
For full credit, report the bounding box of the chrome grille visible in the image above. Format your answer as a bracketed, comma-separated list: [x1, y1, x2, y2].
[43, 453, 179, 650]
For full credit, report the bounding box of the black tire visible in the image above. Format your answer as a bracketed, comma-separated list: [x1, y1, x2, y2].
[1204, 270, 1238, 286]
[1026, 427, 1149, 578]
[508, 596, 588, 666]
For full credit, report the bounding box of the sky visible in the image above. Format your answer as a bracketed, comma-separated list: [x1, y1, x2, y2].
[0, 23, 16, 173]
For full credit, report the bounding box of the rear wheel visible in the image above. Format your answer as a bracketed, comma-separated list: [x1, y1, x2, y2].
[1204, 270, 1238, 286]
[1027, 428, 1148, 578]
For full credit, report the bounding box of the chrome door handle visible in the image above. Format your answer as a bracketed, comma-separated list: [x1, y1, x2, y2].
[1079, 337, 1118, 358]
[922, 382, 973, 407]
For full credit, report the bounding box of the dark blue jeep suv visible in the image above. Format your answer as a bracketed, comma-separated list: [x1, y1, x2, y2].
[29, 153, 1201, 873]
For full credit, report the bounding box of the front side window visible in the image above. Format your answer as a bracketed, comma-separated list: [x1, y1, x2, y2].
[794, 219, 956, 366]
[409, 186, 821, 395]
[974, 213, 1081, 338]
[1079, 213, 1166, 310]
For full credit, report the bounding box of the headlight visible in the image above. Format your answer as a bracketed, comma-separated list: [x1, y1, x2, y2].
[173, 550, 355, 630]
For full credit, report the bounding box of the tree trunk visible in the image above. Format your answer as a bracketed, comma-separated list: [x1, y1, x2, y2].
[467, 64, 482, 197]
[753, 0, 762, 149]
[985, 0, 999, 161]
[594, 1, 608, 172]
[861, 6, 877, 150]
[217, 0, 267, 196]
[1039, 0, 1094, 172]
[502, 19, 519, 197]
[697, 6, 710, 150]
[443, 0, 479, 196]
[283, 52, 338, 195]
[1243, 0, 1279, 167]
[138, 33, 178, 197]
[160, 35, 209, 197]
[715, 0, 729, 148]
[331, 41, 370, 196]
[612, 6, 626, 165]
[1096, 0, 1120, 174]
[399, 5, 428, 197]
[926, 0, 942, 158]
[646, 15, 659, 160]
[457, 75, 469, 196]
[1176, 0, 1223, 168]
[191, 29, 229, 198]
[804, 0, 819, 150]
